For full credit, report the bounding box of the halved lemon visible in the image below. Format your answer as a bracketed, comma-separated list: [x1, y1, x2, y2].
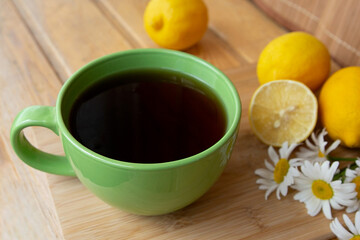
[249, 80, 318, 146]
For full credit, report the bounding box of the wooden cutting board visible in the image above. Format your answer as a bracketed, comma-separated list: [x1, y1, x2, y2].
[36, 66, 351, 240]
[4, 0, 357, 239]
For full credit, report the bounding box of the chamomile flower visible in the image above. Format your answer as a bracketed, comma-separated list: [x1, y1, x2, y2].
[345, 159, 360, 213]
[255, 142, 302, 200]
[293, 160, 356, 219]
[330, 211, 360, 240]
[296, 128, 341, 163]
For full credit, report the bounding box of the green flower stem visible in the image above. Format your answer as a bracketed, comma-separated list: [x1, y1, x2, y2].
[332, 162, 358, 182]
[328, 155, 357, 182]
[327, 156, 357, 162]
[332, 169, 346, 182]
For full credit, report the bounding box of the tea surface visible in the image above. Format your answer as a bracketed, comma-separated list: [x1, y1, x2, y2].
[69, 69, 226, 163]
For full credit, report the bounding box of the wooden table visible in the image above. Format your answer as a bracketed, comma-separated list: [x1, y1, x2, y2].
[1, 0, 352, 239]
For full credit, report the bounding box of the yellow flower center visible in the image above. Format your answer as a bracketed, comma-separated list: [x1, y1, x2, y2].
[351, 176, 360, 199]
[350, 235, 360, 240]
[312, 180, 334, 200]
[273, 158, 290, 184]
[318, 150, 325, 158]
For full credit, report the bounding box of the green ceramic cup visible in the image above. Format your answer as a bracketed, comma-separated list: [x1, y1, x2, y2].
[10, 49, 241, 215]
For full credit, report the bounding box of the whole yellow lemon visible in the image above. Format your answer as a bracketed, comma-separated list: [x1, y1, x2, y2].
[319, 66, 360, 148]
[144, 0, 208, 50]
[257, 32, 331, 91]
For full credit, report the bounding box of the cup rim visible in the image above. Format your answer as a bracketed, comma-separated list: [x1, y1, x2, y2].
[56, 48, 241, 170]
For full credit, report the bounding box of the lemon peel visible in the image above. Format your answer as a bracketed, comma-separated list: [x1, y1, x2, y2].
[319, 66, 360, 148]
[257, 32, 330, 91]
[144, 0, 208, 50]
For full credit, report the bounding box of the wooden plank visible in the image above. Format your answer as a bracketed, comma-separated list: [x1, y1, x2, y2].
[5, 0, 351, 239]
[253, 0, 328, 33]
[12, 0, 133, 81]
[253, 0, 360, 67]
[203, 0, 286, 63]
[37, 65, 343, 240]
[315, 0, 360, 66]
[0, 1, 64, 239]
[95, 0, 247, 70]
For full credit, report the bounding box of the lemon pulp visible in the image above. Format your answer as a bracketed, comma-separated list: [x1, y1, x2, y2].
[249, 80, 317, 146]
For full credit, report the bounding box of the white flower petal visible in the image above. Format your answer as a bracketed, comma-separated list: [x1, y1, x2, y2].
[296, 148, 316, 159]
[276, 187, 282, 200]
[300, 162, 314, 178]
[259, 185, 269, 190]
[355, 211, 360, 233]
[327, 161, 339, 182]
[343, 214, 358, 235]
[325, 140, 341, 155]
[265, 184, 277, 200]
[279, 182, 288, 197]
[330, 217, 353, 240]
[257, 179, 274, 187]
[322, 200, 333, 219]
[268, 146, 279, 164]
[346, 202, 360, 213]
[320, 161, 332, 180]
[333, 195, 356, 207]
[336, 182, 356, 192]
[288, 167, 300, 178]
[345, 168, 357, 181]
[279, 142, 289, 159]
[330, 198, 343, 210]
[255, 168, 273, 179]
[294, 178, 312, 190]
[294, 189, 313, 202]
[289, 158, 304, 167]
[319, 128, 327, 141]
[311, 131, 318, 145]
[282, 176, 292, 187]
[306, 137, 317, 149]
[318, 136, 327, 154]
[284, 142, 299, 160]
[305, 197, 322, 216]
[264, 159, 275, 171]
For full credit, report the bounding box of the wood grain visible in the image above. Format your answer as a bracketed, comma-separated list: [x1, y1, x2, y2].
[253, 0, 360, 67]
[35, 65, 345, 240]
[12, 0, 133, 81]
[95, 0, 247, 71]
[204, 0, 286, 63]
[2, 0, 355, 239]
[34, 65, 345, 240]
[0, 1, 63, 239]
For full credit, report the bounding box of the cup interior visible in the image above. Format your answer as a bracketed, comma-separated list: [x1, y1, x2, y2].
[58, 49, 241, 165]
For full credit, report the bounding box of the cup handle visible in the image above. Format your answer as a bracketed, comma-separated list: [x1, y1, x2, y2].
[10, 106, 76, 176]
